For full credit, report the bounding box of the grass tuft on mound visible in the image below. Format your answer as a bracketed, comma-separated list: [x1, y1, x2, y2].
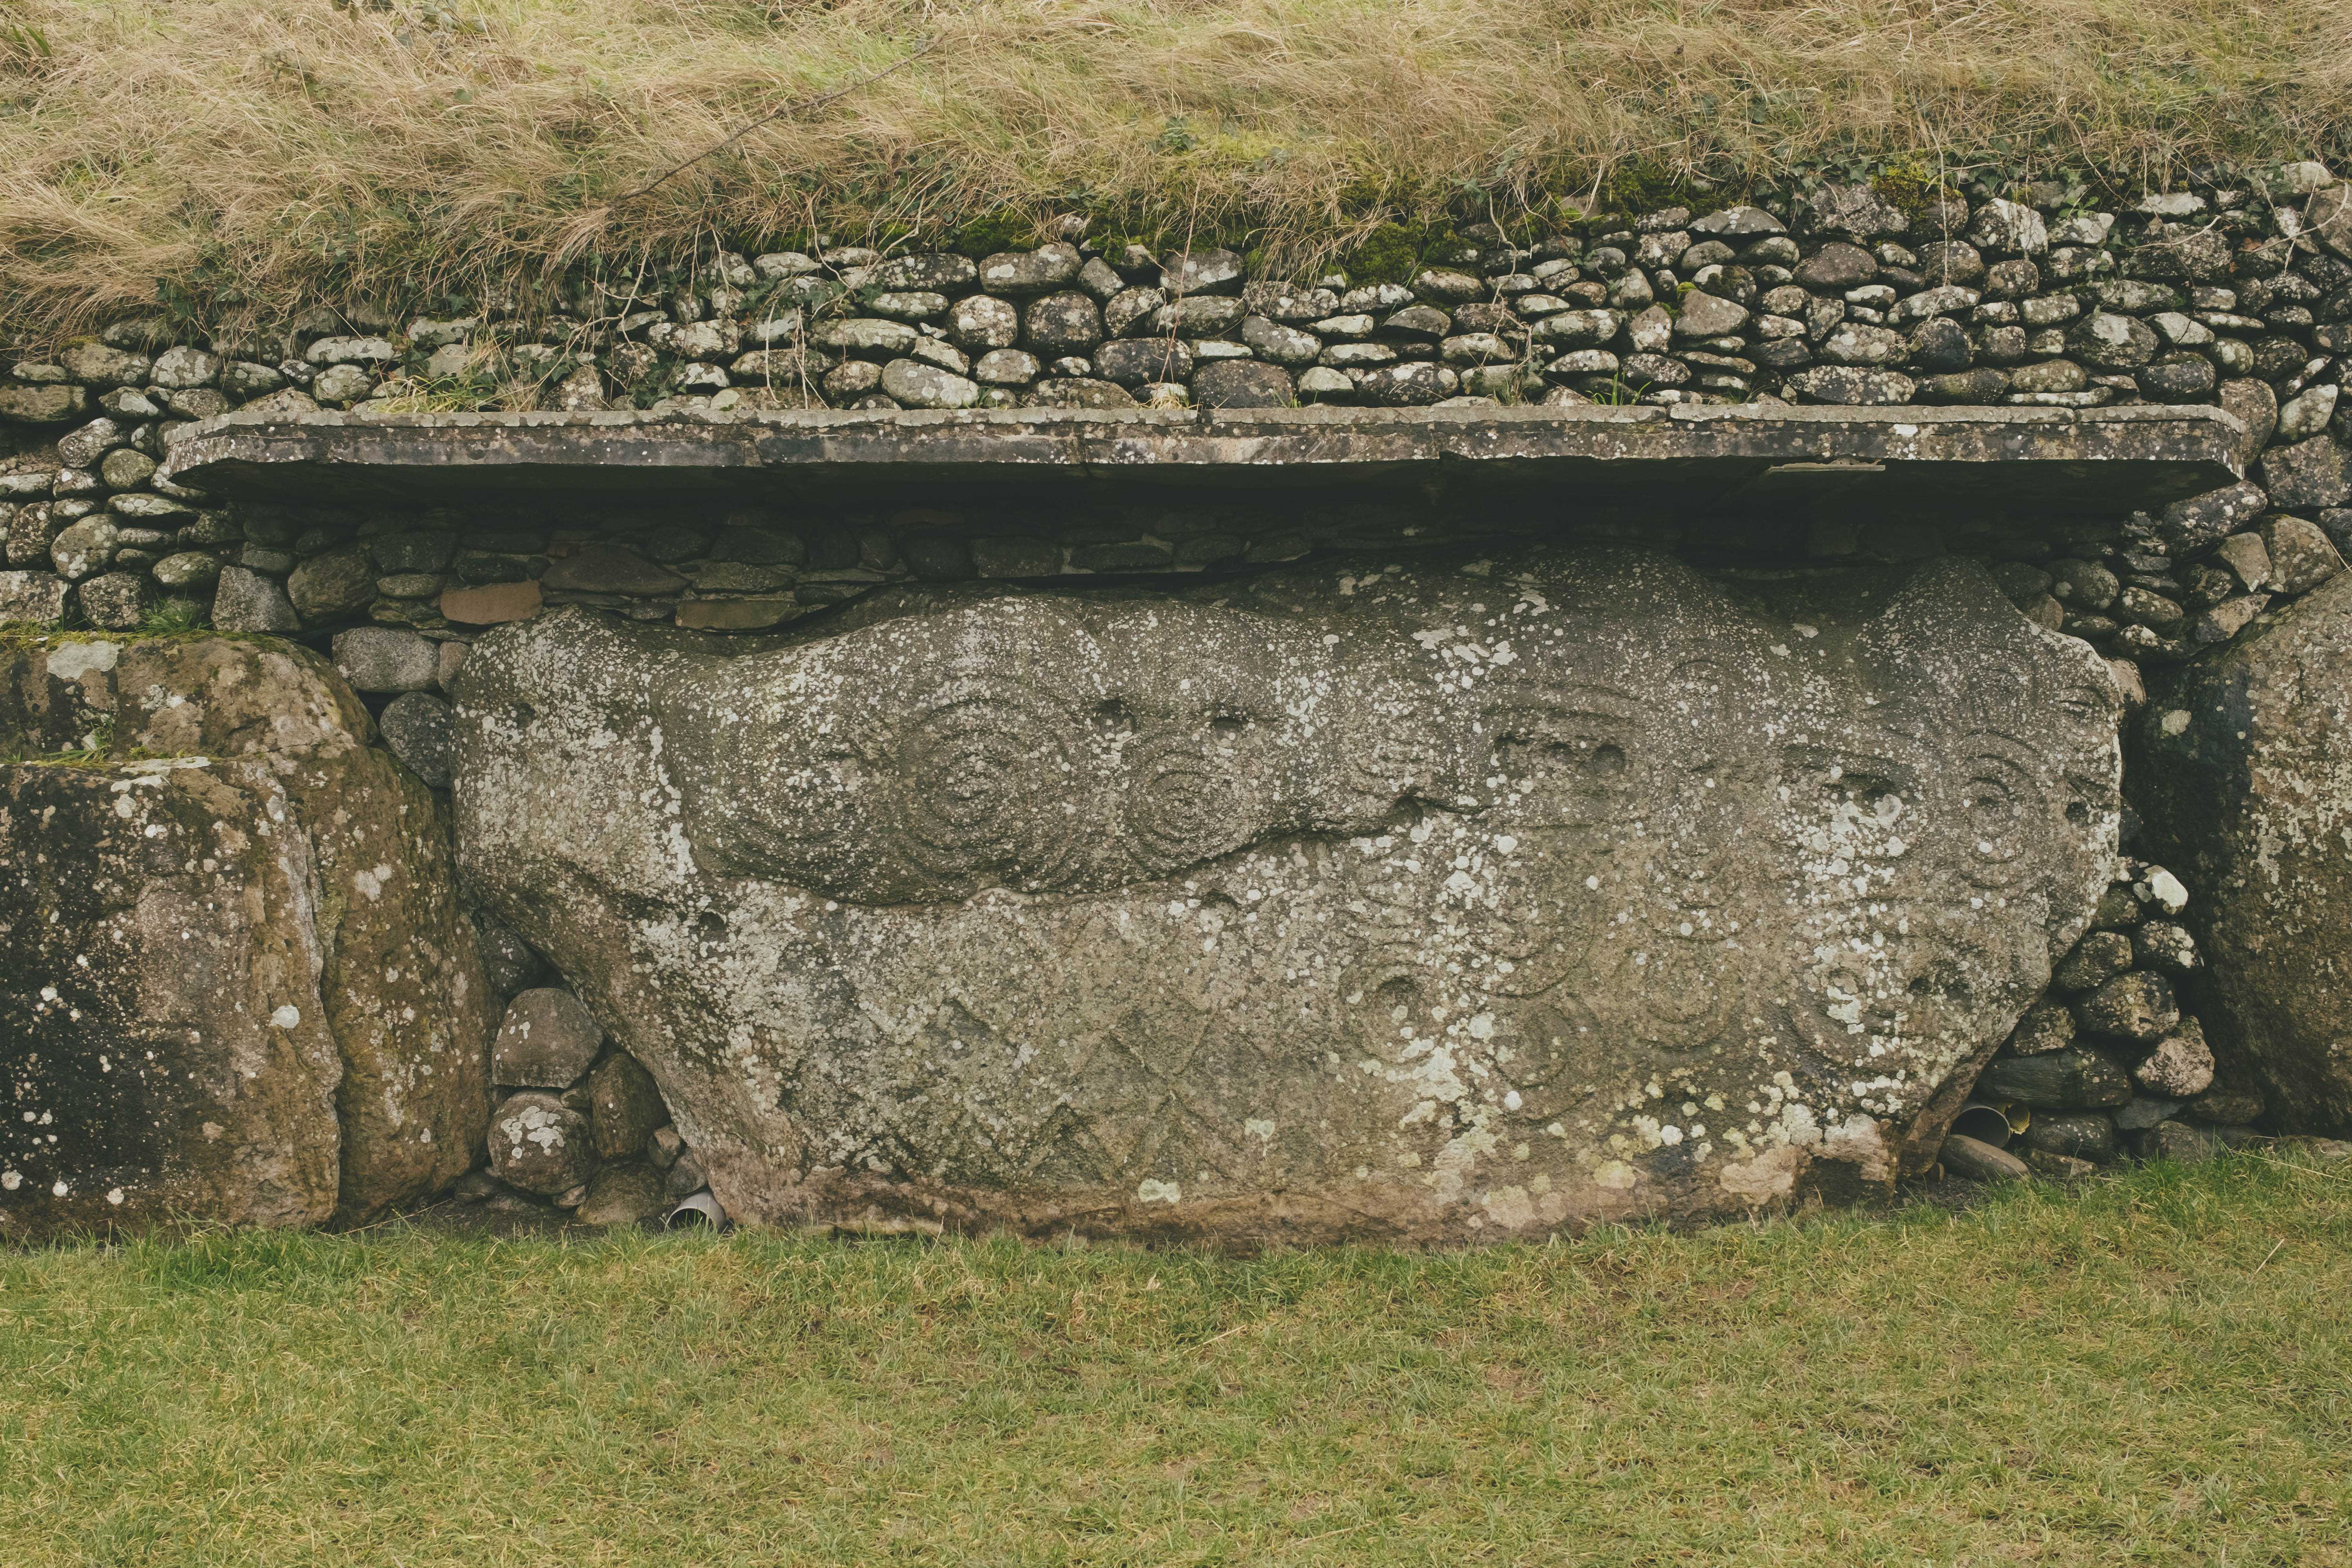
[2, 1153, 2348, 1564]
[2, 0, 2348, 347]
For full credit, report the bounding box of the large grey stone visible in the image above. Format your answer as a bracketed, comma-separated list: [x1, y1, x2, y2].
[452, 547, 2120, 1242]
[2133, 569, 2352, 1129]
[0, 638, 492, 1236]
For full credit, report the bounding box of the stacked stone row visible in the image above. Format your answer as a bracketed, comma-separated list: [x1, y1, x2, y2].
[1951, 860, 2263, 1177]
[0, 164, 2349, 651]
[460, 911, 709, 1227]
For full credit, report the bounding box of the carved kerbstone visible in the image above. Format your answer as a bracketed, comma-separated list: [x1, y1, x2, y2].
[452, 547, 2120, 1242]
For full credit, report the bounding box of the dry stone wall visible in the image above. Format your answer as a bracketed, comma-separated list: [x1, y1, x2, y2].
[7, 161, 2352, 1240]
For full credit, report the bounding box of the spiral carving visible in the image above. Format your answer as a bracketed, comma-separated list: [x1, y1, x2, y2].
[889, 684, 1081, 888]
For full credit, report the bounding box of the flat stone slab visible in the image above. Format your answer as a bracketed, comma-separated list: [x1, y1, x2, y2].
[164, 405, 2243, 524]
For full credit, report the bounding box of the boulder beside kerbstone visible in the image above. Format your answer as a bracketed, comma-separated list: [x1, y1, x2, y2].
[0, 761, 344, 1237]
[0, 634, 493, 1236]
[2133, 569, 2352, 1130]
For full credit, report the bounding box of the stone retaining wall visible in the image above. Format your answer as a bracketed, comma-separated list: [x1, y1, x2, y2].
[6, 162, 2352, 1238]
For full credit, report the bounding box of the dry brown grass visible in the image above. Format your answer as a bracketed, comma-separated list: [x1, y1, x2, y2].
[3, 0, 2348, 348]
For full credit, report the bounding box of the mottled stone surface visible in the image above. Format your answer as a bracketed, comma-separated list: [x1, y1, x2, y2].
[2134, 569, 2352, 1129]
[0, 758, 344, 1237]
[0, 636, 492, 1235]
[452, 547, 2119, 1243]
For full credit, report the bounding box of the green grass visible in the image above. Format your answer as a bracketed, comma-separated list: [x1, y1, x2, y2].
[3, 1154, 2348, 1566]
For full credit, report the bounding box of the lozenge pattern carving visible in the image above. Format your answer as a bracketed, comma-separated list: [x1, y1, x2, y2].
[452, 546, 2120, 1241]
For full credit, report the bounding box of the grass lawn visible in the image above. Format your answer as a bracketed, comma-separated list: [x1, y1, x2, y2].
[2, 1153, 2348, 1566]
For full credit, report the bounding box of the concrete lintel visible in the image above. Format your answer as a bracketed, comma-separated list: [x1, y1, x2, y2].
[162, 403, 2244, 522]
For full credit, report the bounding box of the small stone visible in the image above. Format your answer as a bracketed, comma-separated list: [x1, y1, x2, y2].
[1297, 367, 1353, 401]
[2131, 921, 2200, 974]
[1967, 199, 2049, 256]
[2073, 970, 2179, 1042]
[2133, 1120, 2224, 1164]
[0, 384, 92, 424]
[541, 544, 685, 596]
[648, 1125, 685, 1169]
[665, 1150, 710, 1202]
[2021, 1113, 2120, 1164]
[1022, 291, 1105, 356]
[1025, 377, 1136, 409]
[1153, 295, 1249, 339]
[151, 551, 221, 591]
[1940, 1135, 2031, 1181]
[98, 448, 156, 491]
[440, 579, 544, 626]
[2255, 436, 2350, 511]
[1690, 205, 1784, 238]
[2186, 1086, 2265, 1126]
[2193, 594, 2270, 642]
[493, 988, 605, 1088]
[332, 627, 439, 693]
[2067, 311, 2158, 370]
[1092, 339, 1191, 387]
[1981, 1047, 2134, 1109]
[589, 1053, 667, 1161]
[2136, 354, 2216, 403]
[486, 1091, 594, 1195]
[0, 570, 68, 624]
[1908, 317, 1973, 373]
[2135, 1018, 2216, 1098]
[2023, 1150, 2100, 1180]
[471, 909, 545, 1000]
[575, 1162, 667, 1227]
[379, 691, 453, 787]
[1240, 316, 1323, 367]
[2277, 384, 2339, 442]
[310, 364, 378, 405]
[2113, 1095, 2182, 1132]
[972, 348, 1043, 386]
[2213, 532, 2273, 591]
[2158, 481, 2270, 555]
[49, 515, 120, 580]
[878, 359, 979, 409]
[147, 347, 220, 390]
[2053, 929, 2134, 991]
[60, 342, 151, 388]
[209, 566, 299, 632]
[978, 243, 1084, 297]
[56, 418, 126, 470]
[1783, 366, 1914, 404]
[2004, 1000, 2078, 1055]
[77, 571, 144, 630]
[1190, 361, 1297, 410]
[304, 335, 398, 368]
[1355, 362, 1457, 406]
[219, 361, 287, 401]
[2257, 515, 2345, 593]
[1672, 291, 1750, 338]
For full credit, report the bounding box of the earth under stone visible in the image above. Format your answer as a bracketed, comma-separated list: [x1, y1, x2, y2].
[451, 546, 2121, 1243]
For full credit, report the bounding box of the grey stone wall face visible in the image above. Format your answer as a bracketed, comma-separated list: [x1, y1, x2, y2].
[7, 162, 2352, 1234]
[451, 549, 2120, 1240]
